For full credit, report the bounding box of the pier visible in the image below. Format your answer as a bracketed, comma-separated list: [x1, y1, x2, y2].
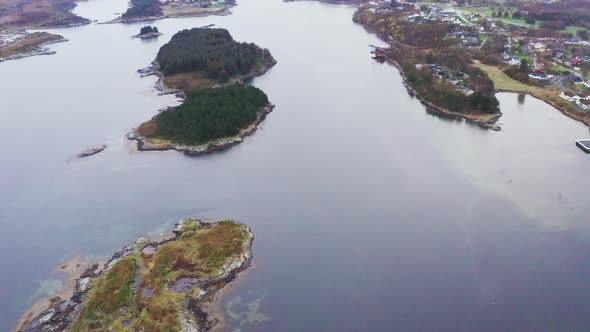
[576, 139, 590, 153]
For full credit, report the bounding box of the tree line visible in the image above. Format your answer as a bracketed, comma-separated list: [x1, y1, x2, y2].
[156, 28, 272, 82]
[154, 84, 269, 144]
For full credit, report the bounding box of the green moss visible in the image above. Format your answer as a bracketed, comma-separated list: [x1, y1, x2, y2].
[71, 257, 139, 330]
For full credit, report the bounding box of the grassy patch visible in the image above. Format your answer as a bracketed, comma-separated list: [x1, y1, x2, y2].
[72, 257, 138, 330]
[474, 62, 540, 92]
[163, 70, 219, 94]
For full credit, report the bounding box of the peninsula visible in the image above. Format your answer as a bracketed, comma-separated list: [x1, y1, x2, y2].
[354, 0, 590, 128]
[15, 219, 254, 332]
[355, 4, 502, 129]
[0, 32, 66, 62]
[129, 27, 277, 155]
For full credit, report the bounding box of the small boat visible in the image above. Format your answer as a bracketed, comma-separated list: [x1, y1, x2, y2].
[575, 139, 590, 153]
[372, 49, 386, 59]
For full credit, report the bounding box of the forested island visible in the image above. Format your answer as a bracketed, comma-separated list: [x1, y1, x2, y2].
[129, 28, 277, 155]
[15, 219, 254, 332]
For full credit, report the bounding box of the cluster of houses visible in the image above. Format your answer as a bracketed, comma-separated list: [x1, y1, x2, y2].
[406, 6, 462, 25]
[366, 1, 590, 112]
[416, 63, 474, 95]
[448, 27, 481, 47]
[560, 91, 590, 110]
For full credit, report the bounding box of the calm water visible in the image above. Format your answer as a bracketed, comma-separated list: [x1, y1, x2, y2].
[1, 0, 589, 330]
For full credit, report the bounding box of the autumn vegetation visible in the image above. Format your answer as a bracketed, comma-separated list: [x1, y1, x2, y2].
[354, 7, 500, 114]
[69, 220, 251, 332]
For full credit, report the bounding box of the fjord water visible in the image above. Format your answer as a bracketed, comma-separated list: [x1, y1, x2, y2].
[1, 0, 589, 330]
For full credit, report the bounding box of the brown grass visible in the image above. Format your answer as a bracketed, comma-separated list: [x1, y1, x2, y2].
[138, 120, 160, 137]
[0, 32, 63, 58]
[163, 70, 218, 93]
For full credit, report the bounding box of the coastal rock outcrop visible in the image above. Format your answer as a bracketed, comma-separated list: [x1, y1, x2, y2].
[76, 144, 107, 158]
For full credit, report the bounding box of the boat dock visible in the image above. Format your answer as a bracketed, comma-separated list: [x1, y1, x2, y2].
[576, 139, 590, 153]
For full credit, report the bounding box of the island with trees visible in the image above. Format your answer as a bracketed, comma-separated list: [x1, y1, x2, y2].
[129, 27, 277, 155]
[15, 219, 254, 332]
[115, 0, 235, 23]
[0, 0, 90, 63]
[132, 25, 162, 39]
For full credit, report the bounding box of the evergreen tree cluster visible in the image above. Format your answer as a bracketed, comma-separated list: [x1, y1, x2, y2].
[139, 26, 159, 35]
[156, 28, 270, 82]
[155, 84, 269, 144]
[122, 0, 162, 18]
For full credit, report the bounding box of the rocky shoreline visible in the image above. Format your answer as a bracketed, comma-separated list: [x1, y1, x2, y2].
[15, 218, 254, 332]
[0, 34, 68, 63]
[128, 104, 275, 156]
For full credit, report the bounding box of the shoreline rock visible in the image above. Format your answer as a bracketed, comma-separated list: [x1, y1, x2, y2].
[14, 218, 254, 332]
[76, 144, 107, 158]
[0, 35, 68, 63]
[132, 32, 163, 39]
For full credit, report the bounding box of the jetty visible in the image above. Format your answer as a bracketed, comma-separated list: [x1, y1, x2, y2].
[575, 139, 590, 153]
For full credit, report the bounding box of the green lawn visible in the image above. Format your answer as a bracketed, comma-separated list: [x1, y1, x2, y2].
[416, 3, 541, 28]
[474, 62, 540, 92]
[562, 25, 584, 34]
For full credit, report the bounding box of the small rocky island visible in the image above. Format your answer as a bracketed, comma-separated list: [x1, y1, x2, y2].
[133, 25, 162, 39]
[129, 27, 277, 155]
[76, 144, 107, 158]
[16, 219, 254, 332]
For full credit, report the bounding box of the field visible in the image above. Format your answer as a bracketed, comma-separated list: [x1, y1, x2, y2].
[417, 2, 585, 32]
[163, 70, 219, 93]
[474, 61, 540, 92]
